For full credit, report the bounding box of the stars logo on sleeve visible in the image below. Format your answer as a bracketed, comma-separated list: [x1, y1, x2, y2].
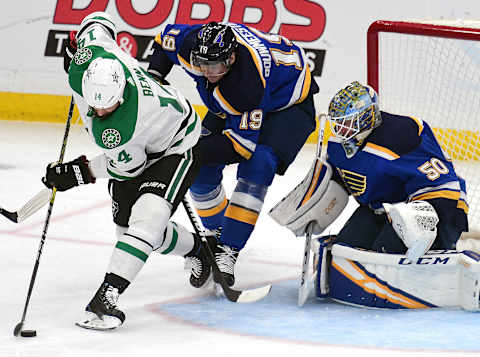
[73, 48, 93, 66]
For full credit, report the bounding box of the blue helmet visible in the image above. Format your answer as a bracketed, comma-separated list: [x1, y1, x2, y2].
[328, 81, 381, 156]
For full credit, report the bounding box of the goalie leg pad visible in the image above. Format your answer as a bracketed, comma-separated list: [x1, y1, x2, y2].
[314, 236, 335, 299]
[328, 244, 480, 310]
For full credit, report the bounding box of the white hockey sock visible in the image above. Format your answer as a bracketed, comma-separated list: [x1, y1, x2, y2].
[156, 221, 195, 256]
[107, 232, 154, 283]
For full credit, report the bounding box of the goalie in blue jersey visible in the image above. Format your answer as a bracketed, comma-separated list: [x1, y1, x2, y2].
[148, 22, 319, 287]
[270, 81, 471, 309]
[272, 81, 468, 258]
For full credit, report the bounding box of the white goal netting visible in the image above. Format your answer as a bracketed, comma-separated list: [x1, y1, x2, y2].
[368, 20, 480, 232]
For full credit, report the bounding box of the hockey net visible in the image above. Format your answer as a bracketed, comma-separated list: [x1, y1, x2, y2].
[367, 20, 480, 234]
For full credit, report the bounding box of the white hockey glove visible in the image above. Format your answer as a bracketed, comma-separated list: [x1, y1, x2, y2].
[383, 200, 439, 262]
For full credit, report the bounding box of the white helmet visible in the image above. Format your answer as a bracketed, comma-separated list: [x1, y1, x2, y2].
[78, 11, 117, 40]
[82, 57, 126, 109]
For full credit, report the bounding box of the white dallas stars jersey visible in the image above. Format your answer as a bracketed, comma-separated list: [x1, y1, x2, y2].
[68, 24, 200, 180]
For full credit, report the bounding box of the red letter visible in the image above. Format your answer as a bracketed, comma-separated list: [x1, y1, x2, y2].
[53, 0, 108, 24]
[116, 0, 174, 29]
[229, 0, 276, 32]
[279, 0, 326, 42]
[176, 0, 225, 24]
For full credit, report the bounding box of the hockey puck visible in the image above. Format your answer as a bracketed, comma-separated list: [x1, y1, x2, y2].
[20, 330, 37, 337]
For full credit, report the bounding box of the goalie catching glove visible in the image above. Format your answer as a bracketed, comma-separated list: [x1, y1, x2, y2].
[383, 200, 439, 262]
[42, 155, 95, 192]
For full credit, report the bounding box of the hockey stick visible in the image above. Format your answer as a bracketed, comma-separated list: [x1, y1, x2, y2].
[182, 197, 272, 303]
[14, 96, 75, 337]
[298, 114, 329, 306]
[0, 188, 51, 223]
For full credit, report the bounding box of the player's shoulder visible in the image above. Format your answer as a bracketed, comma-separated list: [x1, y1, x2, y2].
[88, 83, 139, 150]
[365, 111, 423, 158]
[155, 23, 201, 61]
[214, 45, 265, 114]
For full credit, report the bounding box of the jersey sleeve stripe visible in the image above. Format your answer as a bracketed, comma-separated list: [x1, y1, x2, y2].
[177, 54, 203, 76]
[296, 64, 312, 104]
[364, 142, 400, 160]
[410, 189, 461, 202]
[213, 87, 242, 115]
[154, 32, 162, 45]
[409, 116, 424, 136]
[223, 130, 254, 159]
[234, 37, 266, 88]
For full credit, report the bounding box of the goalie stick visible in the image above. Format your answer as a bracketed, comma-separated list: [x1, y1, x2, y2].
[0, 188, 51, 223]
[298, 114, 329, 306]
[182, 198, 272, 303]
[14, 97, 75, 337]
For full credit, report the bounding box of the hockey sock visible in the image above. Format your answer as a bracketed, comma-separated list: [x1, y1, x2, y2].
[190, 184, 227, 230]
[221, 179, 268, 250]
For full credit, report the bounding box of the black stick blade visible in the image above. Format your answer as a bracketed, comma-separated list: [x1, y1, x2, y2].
[13, 322, 23, 336]
[0, 207, 18, 223]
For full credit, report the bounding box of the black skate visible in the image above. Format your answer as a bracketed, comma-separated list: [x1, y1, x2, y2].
[76, 283, 125, 330]
[185, 234, 218, 288]
[214, 243, 239, 287]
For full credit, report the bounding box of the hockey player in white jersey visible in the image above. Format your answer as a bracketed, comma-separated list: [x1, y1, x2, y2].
[42, 12, 215, 330]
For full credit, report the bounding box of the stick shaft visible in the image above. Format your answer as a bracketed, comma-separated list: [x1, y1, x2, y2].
[14, 97, 75, 334]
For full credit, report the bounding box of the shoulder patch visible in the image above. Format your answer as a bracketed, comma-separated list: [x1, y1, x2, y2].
[101, 128, 122, 148]
[73, 48, 93, 66]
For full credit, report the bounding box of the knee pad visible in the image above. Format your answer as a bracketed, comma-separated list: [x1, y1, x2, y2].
[128, 193, 172, 248]
[237, 145, 278, 186]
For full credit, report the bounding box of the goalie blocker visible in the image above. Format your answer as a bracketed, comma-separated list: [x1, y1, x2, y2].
[269, 160, 348, 236]
[313, 240, 480, 311]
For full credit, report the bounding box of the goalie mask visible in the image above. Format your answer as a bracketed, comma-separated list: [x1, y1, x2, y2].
[78, 11, 117, 40]
[82, 57, 126, 109]
[328, 81, 381, 158]
[191, 22, 237, 74]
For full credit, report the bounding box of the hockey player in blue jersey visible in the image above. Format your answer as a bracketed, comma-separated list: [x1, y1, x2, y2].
[272, 81, 468, 261]
[326, 81, 468, 254]
[270, 81, 470, 309]
[148, 22, 319, 287]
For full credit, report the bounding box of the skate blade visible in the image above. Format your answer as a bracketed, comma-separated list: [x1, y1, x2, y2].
[75, 311, 123, 331]
[214, 283, 224, 298]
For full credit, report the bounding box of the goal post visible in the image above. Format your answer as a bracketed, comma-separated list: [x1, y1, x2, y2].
[367, 20, 480, 233]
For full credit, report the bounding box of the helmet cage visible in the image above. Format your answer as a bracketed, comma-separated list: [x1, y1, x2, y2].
[329, 103, 379, 141]
[328, 81, 380, 142]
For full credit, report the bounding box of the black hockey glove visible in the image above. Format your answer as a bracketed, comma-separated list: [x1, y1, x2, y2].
[63, 30, 78, 74]
[42, 155, 95, 192]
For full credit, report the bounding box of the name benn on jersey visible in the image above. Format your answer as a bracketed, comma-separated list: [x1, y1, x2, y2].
[230, 24, 272, 77]
[133, 68, 153, 96]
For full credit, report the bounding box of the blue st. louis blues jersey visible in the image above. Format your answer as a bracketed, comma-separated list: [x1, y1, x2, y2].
[328, 112, 468, 245]
[149, 23, 318, 159]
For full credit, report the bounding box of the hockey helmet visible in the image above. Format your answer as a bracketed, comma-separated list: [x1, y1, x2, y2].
[191, 22, 237, 68]
[328, 81, 381, 143]
[82, 57, 126, 109]
[78, 11, 117, 40]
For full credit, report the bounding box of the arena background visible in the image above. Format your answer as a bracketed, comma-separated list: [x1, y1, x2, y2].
[1, 0, 479, 143]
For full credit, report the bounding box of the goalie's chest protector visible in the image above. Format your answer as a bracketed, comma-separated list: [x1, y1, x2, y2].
[326, 113, 460, 210]
[327, 138, 407, 208]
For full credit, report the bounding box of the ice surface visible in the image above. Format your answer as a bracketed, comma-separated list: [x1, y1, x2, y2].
[1, 121, 478, 357]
